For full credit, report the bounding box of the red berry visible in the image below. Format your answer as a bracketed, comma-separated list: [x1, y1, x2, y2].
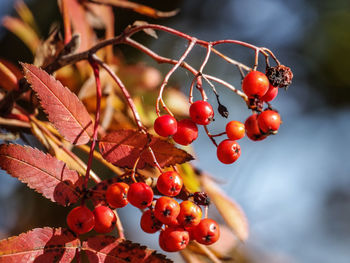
[157, 171, 183, 197]
[173, 119, 198, 145]
[225, 120, 245, 141]
[189, 100, 214, 125]
[154, 196, 180, 225]
[258, 110, 281, 133]
[193, 218, 220, 245]
[67, 206, 95, 235]
[177, 201, 202, 227]
[242, 71, 269, 98]
[261, 84, 278, 102]
[106, 182, 129, 208]
[93, 205, 116, 233]
[244, 114, 267, 141]
[159, 227, 189, 252]
[127, 182, 154, 209]
[154, 115, 177, 137]
[216, 139, 241, 164]
[140, 209, 162, 234]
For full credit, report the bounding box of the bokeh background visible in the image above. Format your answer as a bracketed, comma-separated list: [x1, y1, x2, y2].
[1, 0, 350, 262]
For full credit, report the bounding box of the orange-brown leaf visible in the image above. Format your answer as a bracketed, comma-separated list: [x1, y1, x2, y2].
[0, 227, 80, 263]
[0, 144, 84, 206]
[0, 61, 18, 91]
[99, 129, 193, 169]
[82, 236, 172, 263]
[200, 174, 249, 242]
[22, 63, 93, 145]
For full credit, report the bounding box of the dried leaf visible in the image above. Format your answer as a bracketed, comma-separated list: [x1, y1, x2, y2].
[0, 227, 80, 263]
[82, 236, 172, 263]
[22, 63, 93, 145]
[99, 129, 193, 169]
[0, 144, 84, 206]
[94, 0, 179, 18]
[200, 174, 249, 242]
[133, 21, 158, 39]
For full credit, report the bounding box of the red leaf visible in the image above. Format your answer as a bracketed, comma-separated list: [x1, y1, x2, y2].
[0, 227, 80, 263]
[22, 63, 93, 145]
[0, 144, 84, 206]
[82, 236, 172, 263]
[99, 129, 193, 169]
[87, 177, 120, 207]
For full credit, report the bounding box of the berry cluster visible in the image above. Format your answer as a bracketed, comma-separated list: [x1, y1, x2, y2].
[66, 170, 220, 252]
[154, 70, 283, 165]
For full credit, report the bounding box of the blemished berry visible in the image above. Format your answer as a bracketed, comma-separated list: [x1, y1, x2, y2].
[242, 71, 269, 98]
[93, 205, 117, 233]
[154, 196, 180, 225]
[140, 209, 162, 234]
[261, 84, 278, 102]
[189, 100, 214, 125]
[159, 227, 190, 252]
[225, 120, 245, 141]
[66, 205, 95, 235]
[177, 200, 202, 227]
[258, 110, 281, 133]
[244, 114, 267, 141]
[154, 115, 177, 137]
[106, 182, 129, 208]
[266, 65, 293, 89]
[127, 182, 154, 209]
[157, 171, 183, 197]
[193, 218, 220, 245]
[172, 119, 198, 145]
[216, 139, 241, 164]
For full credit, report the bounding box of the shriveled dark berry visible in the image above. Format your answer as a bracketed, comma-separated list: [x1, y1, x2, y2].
[266, 65, 293, 89]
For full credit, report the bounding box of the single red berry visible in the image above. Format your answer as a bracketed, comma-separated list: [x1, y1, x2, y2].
[242, 71, 269, 98]
[66, 206, 95, 235]
[216, 139, 241, 164]
[127, 182, 154, 209]
[140, 209, 162, 234]
[258, 110, 281, 133]
[193, 218, 220, 245]
[159, 227, 189, 252]
[189, 100, 214, 125]
[244, 114, 267, 141]
[154, 196, 180, 225]
[225, 120, 245, 141]
[93, 205, 117, 233]
[261, 84, 278, 102]
[173, 119, 198, 145]
[177, 200, 202, 227]
[157, 171, 183, 197]
[106, 182, 129, 208]
[154, 115, 177, 137]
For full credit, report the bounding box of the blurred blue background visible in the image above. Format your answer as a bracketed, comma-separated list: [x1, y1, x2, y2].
[1, 0, 350, 262]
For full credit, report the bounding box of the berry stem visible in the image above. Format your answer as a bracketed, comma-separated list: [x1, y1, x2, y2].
[113, 209, 125, 239]
[203, 125, 218, 147]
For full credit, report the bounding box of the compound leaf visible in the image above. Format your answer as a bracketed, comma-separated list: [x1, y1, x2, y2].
[0, 144, 83, 206]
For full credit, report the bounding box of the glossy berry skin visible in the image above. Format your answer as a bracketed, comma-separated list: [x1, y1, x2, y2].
[216, 139, 241, 164]
[242, 71, 269, 98]
[67, 206, 95, 235]
[258, 110, 281, 133]
[154, 196, 180, 225]
[193, 218, 220, 245]
[225, 120, 245, 141]
[127, 182, 154, 209]
[177, 201, 202, 227]
[261, 84, 278, 102]
[140, 209, 162, 234]
[244, 114, 267, 141]
[106, 182, 129, 208]
[159, 227, 189, 252]
[93, 205, 117, 233]
[173, 119, 198, 145]
[154, 115, 177, 137]
[157, 171, 183, 197]
[189, 100, 214, 125]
